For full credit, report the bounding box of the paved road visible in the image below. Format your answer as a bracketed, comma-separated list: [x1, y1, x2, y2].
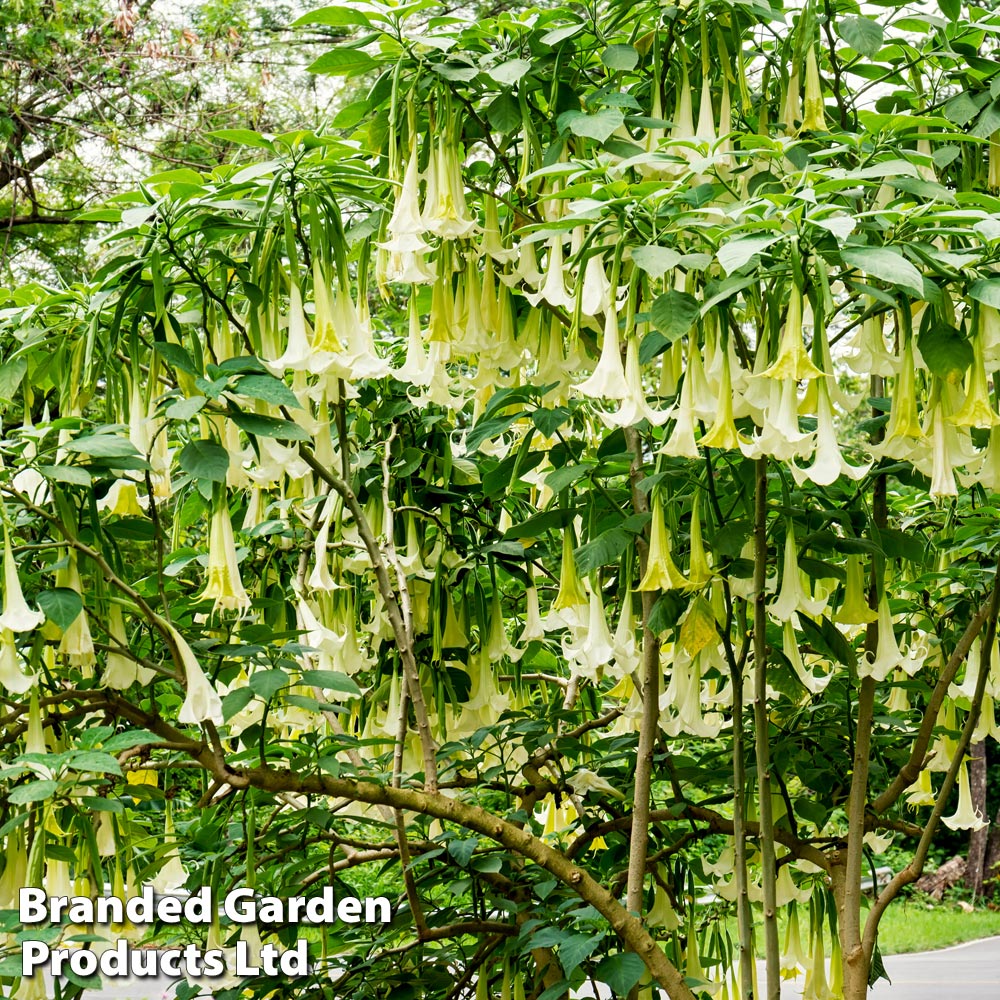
[756, 936, 1000, 1000]
[869, 936, 1000, 1000]
[20, 935, 1000, 998]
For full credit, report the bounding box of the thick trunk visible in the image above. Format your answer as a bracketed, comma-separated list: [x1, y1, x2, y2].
[966, 741, 988, 896]
[842, 949, 869, 1000]
[985, 802, 1000, 884]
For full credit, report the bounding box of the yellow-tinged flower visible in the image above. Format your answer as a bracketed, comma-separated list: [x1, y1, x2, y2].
[904, 767, 936, 807]
[535, 793, 578, 838]
[553, 529, 588, 610]
[760, 285, 824, 381]
[698, 346, 749, 450]
[781, 903, 808, 975]
[310, 263, 343, 354]
[201, 499, 250, 612]
[801, 45, 826, 132]
[647, 878, 681, 931]
[833, 555, 877, 626]
[687, 492, 713, 588]
[637, 495, 689, 592]
[880, 336, 925, 446]
[950, 332, 998, 428]
[421, 136, 476, 240]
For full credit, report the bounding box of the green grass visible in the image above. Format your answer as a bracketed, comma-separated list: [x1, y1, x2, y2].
[872, 901, 1000, 955]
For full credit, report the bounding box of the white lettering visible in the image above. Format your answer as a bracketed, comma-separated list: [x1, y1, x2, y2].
[20, 941, 48, 975]
[18, 889, 47, 924]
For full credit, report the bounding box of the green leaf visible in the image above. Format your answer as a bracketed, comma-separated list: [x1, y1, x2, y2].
[0, 358, 28, 401]
[101, 730, 159, 753]
[487, 93, 521, 132]
[308, 49, 378, 77]
[292, 6, 372, 28]
[595, 953, 645, 994]
[166, 395, 207, 421]
[630, 245, 681, 277]
[9, 780, 59, 804]
[447, 836, 479, 867]
[66, 751, 122, 775]
[540, 23, 584, 46]
[233, 374, 301, 409]
[841, 246, 925, 298]
[650, 290, 700, 341]
[36, 588, 83, 630]
[432, 61, 480, 82]
[488, 58, 532, 85]
[545, 464, 590, 493]
[601, 44, 638, 71]
[557, 108, 624, 143]
[968, 279, 1000, 311]
[154, 341, 199, 375]
[943, 92, 984, 127]
[836, 16, 884, 57]
[38, 464, 92, 486]
[717, 234, 781, 275]
[575, 527, 631, 574]
[178, 439, 230, 483]
[230, 412, 310, 441]
[299, 670, 362, 697]
[249, 669, 289, 700]
[971, 98, 1000, 140]
[62, 435, 139, 459]
[917, 322, 973, 385]
[560, 932, 601, 975]
[208, 130, 274, 150]
[798, 615, 858, 670]
[222, 687, 255, 721]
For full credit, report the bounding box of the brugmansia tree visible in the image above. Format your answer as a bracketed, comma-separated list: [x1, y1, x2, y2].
[2, 1, 1000, 998]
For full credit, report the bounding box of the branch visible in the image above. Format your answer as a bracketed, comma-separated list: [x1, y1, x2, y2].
[92, 693, 697, 1000]
[862, 564, 1000, 961]
[872, 588, 997, 814]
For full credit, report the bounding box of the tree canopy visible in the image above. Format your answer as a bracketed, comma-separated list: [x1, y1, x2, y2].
[1, 1, 1000, 1000]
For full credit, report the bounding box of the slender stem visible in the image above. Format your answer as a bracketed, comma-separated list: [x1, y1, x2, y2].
[752, 458, 779, 999]
[732, 655, 754, 1000]
[623, 426, 659, 921]
[392, 680, 428, 938]
[299, 443, 439, 791]
[843, 418, 887, 980]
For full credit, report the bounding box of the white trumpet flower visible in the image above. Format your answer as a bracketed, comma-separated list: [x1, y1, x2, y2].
[942, 759, 988, 831]
[0, 628, 33, 693]
[770, 523, 827, 621]
[576, 307, 628, 400]
[172, 625, 224, 726]
[0, 527, 43, 632]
